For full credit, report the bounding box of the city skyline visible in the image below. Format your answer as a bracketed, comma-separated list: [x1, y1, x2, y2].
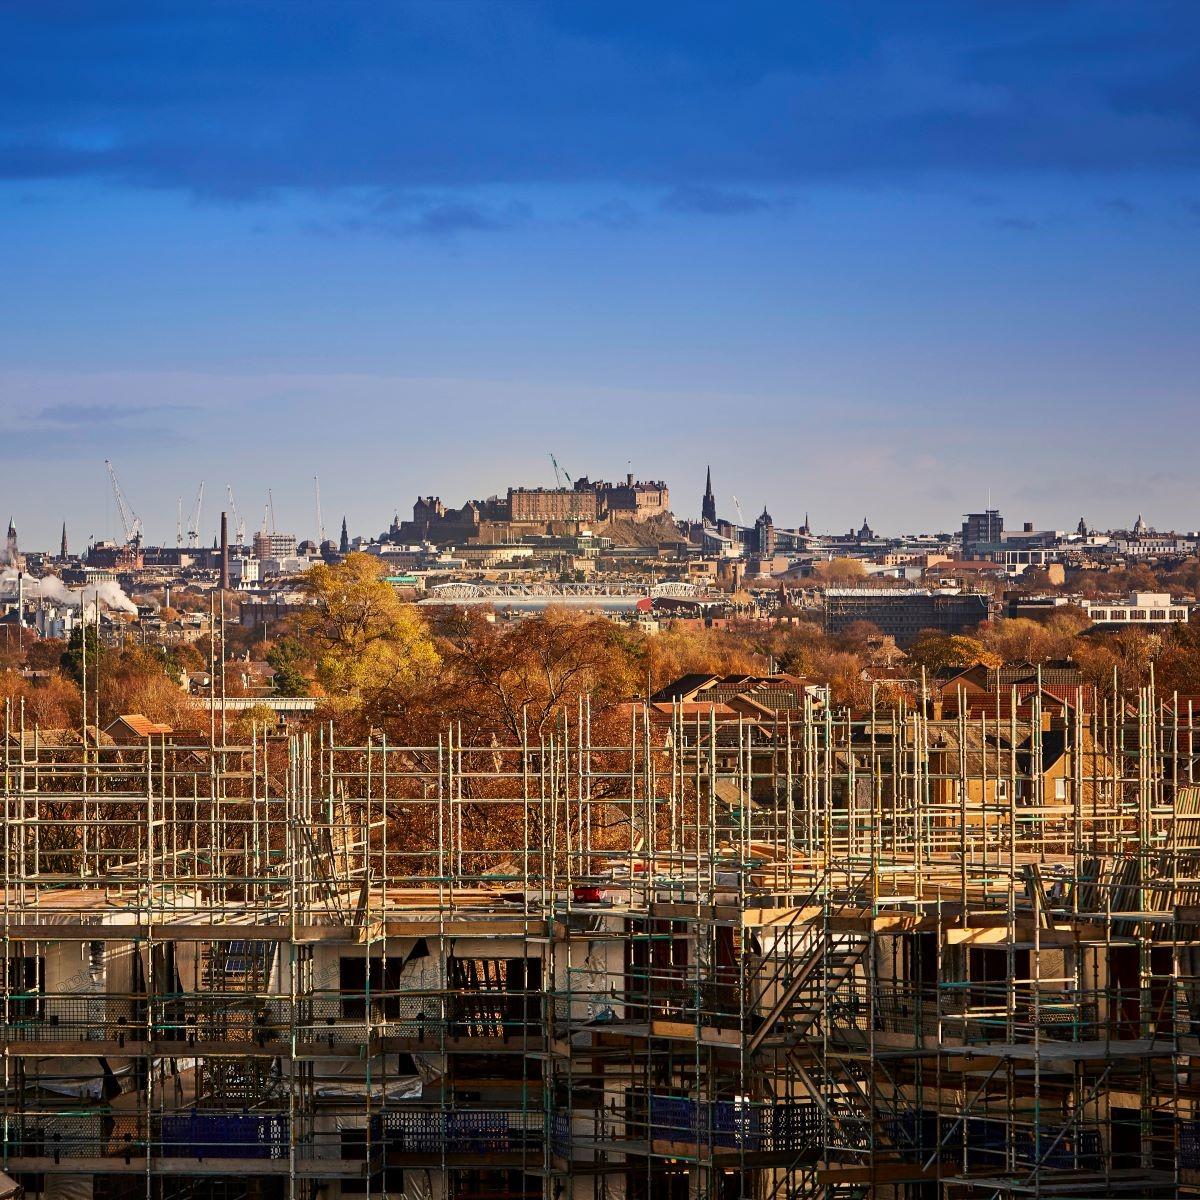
[2, 457, 1190, 556]
[4, 3, 1200, 543]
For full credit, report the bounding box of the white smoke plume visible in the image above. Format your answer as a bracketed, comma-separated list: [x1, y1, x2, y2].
[0, 568, 139, 614]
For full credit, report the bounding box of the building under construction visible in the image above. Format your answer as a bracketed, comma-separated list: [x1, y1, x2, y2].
[3, 686, 1200, 1199]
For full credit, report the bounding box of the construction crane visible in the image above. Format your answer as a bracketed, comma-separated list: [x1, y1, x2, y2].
[226, 485, 246, 548]
[549, 452, 571, 489]
[176, 498, 184, 548]
[314, 475, 326, 547]
[186, 482, 205, 548]
[268, 489, 278, 534]
[732, 495, 745, 527]
[104, 459, 143, 549]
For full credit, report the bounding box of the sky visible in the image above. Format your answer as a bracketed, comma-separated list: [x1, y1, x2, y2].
[2, 1, 1200, 549]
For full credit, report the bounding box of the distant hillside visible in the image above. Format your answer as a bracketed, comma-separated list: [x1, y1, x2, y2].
[600, 512, 684, 548]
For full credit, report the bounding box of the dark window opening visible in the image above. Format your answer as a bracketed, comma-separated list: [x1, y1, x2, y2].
[449, 1170, 540, 1200]
[447, 956, 542, 1038]
[5, 955, 45, 1020]
[340, 1129, 404, 1194]
[339, 956, 405, 1020]
[624, 919, 689, 1021]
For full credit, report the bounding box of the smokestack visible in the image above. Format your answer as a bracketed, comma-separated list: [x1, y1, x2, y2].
[220, 511, 230, 590]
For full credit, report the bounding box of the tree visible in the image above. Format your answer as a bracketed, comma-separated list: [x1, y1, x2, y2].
[293, 553, 439, 710]
[1155, 621, 1200, 695]
[97, 644, 197, 728]
[228, 703, 281, 741]
[1072, 627, 1158, 695]
[266, 637, 311, 697]
[906, 632, 1002, 673]
[979, 612, 1089, 664]
[0, 671, 81, 729]
[60, 624, 104, 684]
[428, 607, 638, 742]
[812, 558, 867, 584]
[24, 637, 67, 674]
[834, 620, 884, 654]
[640, 623, 764, 685]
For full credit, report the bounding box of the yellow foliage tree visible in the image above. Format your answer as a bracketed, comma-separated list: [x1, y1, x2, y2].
[812, 558, 867, 583]
[295, 553, 439, 709]
[906, 632, 1002, 673]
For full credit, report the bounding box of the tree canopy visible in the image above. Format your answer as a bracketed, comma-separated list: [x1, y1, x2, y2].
[292, 553, 440, 712]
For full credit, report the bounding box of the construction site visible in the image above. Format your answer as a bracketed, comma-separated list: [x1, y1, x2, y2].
[3, 684, 1200, 1200]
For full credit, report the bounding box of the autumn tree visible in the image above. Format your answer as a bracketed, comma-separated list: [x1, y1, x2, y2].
[0, 671, 81, 730]
[292, 553, 439, 713]
[419, 607, 639, 742]
[978, 611, 1090, 664]
[1072, 627, 1159, 695]
[1155, 621, 1200, 695]
[639, 623, 763, 686]
[833, 620, 884, 654]
[24, 637, 67, 674]
[906, 632, 1002, 673]
[97, 644, 198, 728]
[812, 558, 867, 584]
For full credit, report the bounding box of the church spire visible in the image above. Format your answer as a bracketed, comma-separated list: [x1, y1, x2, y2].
[701, 465, 717, 524]
[60, 521, 68, 559]
[339, 516, 350, 554]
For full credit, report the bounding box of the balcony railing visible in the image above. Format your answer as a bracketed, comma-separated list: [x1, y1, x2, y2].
[0, 991, 547, 1046]
[824, 982, 1121, 1045]
[0, 995, 292, 1046]
[4, 1110, 555, 1166]
[307, 991, 545, 1042]
[1, 1112, 293, 1162]
[381, 1108, 545, 1156]
[644, 1097, 820, 1156]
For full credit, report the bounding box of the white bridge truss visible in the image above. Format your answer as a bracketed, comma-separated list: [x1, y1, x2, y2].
[422, 580, 711, 601]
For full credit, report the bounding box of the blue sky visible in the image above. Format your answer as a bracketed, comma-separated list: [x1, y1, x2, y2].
[3, 1, 1199, 547]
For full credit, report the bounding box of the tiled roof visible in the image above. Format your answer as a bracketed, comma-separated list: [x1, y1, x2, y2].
[109, 713, 174, 737]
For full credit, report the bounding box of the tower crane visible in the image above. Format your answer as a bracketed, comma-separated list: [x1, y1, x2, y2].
[104, 460, 143, 549]
[731, 495, 745, 527]
[549, 452, 571, 489]
[314, 475, 326, 547]
[226, 485, 247, 548]
[186, 482, 205, 547]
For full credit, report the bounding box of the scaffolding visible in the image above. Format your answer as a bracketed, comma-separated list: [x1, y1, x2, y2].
[3, 686, 1200, 1199]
